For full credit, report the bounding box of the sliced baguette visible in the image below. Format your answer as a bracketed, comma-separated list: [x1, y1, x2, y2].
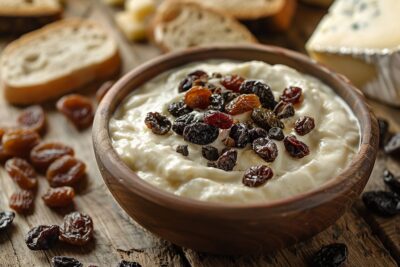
[151, 1, 258, 52]
[0, 18, 120, 105]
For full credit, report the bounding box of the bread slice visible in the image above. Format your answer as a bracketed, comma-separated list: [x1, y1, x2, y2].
[151, 1, 258, 52]
[300, 0, 333, 7]
[0, 18, 121, 105]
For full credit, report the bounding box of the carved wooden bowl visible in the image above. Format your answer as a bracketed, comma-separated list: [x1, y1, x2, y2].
[92, 45, 378, 255]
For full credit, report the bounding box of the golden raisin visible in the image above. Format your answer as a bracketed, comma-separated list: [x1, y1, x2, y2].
[56, 94, 94, 130]
[2, 129, 40, 157]
[42, 187, 75, 208]
[47, 155, 86, 187]
[9, 190, 34, 214]
[96, 80, 114, 103]
[30, 142, 74, 172]
[17, 105, 46, 135]
[225, 94, 261, 115]
[184, 86, 212, 109]
[5, 158, 37, 190]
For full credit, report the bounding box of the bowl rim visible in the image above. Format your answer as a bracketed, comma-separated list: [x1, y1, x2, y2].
[93, 44, 378, 212]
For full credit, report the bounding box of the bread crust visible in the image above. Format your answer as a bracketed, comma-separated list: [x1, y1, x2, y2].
[0, 1, 62, 16]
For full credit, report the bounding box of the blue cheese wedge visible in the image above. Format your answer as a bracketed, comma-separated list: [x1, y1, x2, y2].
[306, 0, 400, 106]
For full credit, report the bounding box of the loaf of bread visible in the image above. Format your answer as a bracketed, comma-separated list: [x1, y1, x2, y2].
[0, 19, 121, 105]
[300, 0, 333, 7]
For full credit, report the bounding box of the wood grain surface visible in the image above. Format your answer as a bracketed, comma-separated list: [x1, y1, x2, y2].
[0, 0, 399, 266]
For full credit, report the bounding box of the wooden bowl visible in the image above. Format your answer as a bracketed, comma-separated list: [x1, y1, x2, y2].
[92, 45, 378, 255]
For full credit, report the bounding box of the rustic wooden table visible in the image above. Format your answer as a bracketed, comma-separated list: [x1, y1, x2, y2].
[1, 1, 400, 266]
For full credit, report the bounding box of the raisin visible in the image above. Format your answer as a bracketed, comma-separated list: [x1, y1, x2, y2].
[47, 155, 86, 187]
[208, 94, 225, 111]
[201, 145, 219, 161]
[172, 112, 203, 135]
[221, 74, 244, 92]
[203, 111, 233, 129]
[183, 123, 219, 145]
[222, 136, 236, 147]
[207, 161, 218, 168]
[30, 142, 75, 171]
[280, 86, 302, 104]
[362, 191, 400, 216]
[229, 123, 250, 148]
[57, 94, 94, 130]
[2, 129, 40, 157]
[42, 186, 75, 208]
[26, 225, 59, 250]
[52, 256, 83, 267]
[211, 72, 222, 78]
[268, 127, 284, 141]
[225, 94, 261, 115]
[216, 149, 237, 171]
[284, 135, 310, 158]
[144, 112, 171, 135]
[96, 80, 114, 103]
[0, 144, 11, 162]
[252, 138, 278, 162]
[60, 212, 94, 246]
[295, 116, 315, 136]
[184, 86, 212, 109]
[5, 158, 37, 190]
[383, 169, 400, 195]
[178, 77, 193, 93]
[0, 211, 15, 231]
[273, 101, 295, 119]
[17, 105, 46, 135]
[9, 190, 34, 214]
[248, 127, 268, 143]
[117, 260, 142, 267]
[251, 108, 284, 130]
[378, 118, 389, 148]
[384, 134, 400, 157]
[176, 145, 189, 156]
[188, 70, 208, 80]
[222, 91, 240, 104]
[239, 80, 277, 109]
[167, 101, 193, 117]
[242, 165, 273, 187]
[311, 243, 348, 267]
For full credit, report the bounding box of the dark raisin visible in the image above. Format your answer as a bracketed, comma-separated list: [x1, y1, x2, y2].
[295, 116, 315, 136]
[208, 94, 225, 111]
[273, 101, 295, 119]
[144, 112, 171, 135]
[378, 118, 389, 148]
[252, 138, 278, 162]
[222, 91, 240, 104]
[216, 149, 237, 171]
[284, 135, 310, 158]
[207, 161, 218, 168]
[60, 212, 93, 246]
[268, 127, 284, 141]
[242, 165, 273, 187]
[183, 123, 219, 145]
[311, 243, 348, 267]
[251, 108, 284, 130]
[280, 86, 302, 104]
[188, 70, 208, 80]
[248, 127, 268, 142]
[229, 123, 250, 148]
[176, 145, 189, 156]
[201, 146, 219, 161]
[384, 134, 400, 156]
[383, 169, 400, 195]
[0, 211, 15, 231]
[203, 111, 233, 129]
[178, 77, 193, 93]
[172, 112, 203, 135]
[25, 225, 60, 250]
[52, 256, 83, 267]
[117, 260, 142, 267]
[167, 101, 193, 117]
[362, 191, 400, 216]
[239, 80, 277, 109]
[221, 74, 244, 92]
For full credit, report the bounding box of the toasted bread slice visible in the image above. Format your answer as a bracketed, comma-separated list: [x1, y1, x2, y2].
[0, 18, 121, 105]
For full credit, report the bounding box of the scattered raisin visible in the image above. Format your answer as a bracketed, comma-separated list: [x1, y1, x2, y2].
[251, 108, 284, 130]
[0, 211, 15, 231]
[183, 123, 219, 145]
[273, 101, 295, 119]
[96, 80, 114, 103]
[184, 86, 212, 109]
[383, 169, 400, 195]
[242, 165, 273, 187]
[144, 112, 171, 135]
[268, 127, 284, 141]
[248, 127, 268, 143]
[229, 123, 250, 148]
[203, 111, 233, 129]
[117, 260, 142, 267]
[216, 149, 237, 171]
[311, 243, 348, 267]
[284, 135, 310, 158]
[2, 129, 40, 157]
[384, 134, 400, 157]
[17, 105, 46, 135]
[225, 94, 261, 115]
[9, 190, 34, 214]
[56, 94, 94, 130]
[172, 112, 203, 135]
[47, 155, 86, 187]
[26, 225, 60, 250]
[167, 101, 193, 117]
[5, 158, 37, 190]
[201, 145, 219, 161]
[221, 74, 244, 92]
[378, 118, 389, 148]
[178, 77, 193, 93]
[52, 256, 83, 267]
[362, 191, 400, 216]
[252, 138, 278, 162]
[60, 212, 94, 246]
[176, 145, 189, 156]
[280, 86, 302, 104]
[295, 116, 315, 136]
[239, 80, 277, 109]
[30, 142, 74, 171]
[42, 187, 75, 208]
[208, 94, 225, 111]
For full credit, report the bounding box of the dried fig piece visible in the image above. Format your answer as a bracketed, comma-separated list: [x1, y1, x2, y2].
[5, 158, 37, 190]
[17, 105, 46, 135]
[56, 94, 94, 130]
[60, 212, 93, 246]
[47, 155, 86, 187]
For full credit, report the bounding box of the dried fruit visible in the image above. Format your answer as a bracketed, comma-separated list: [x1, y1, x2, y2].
[96, 80, 114, 103]
[280, 86, 302, 104]
[9, 190, 34, 214]
[26, 225, 60, 250]
[203, 111, 233, 129]
[295, 116, 315, 136]
[188, 70, 208, 80]
[144, 112, 171, 135]
[176, 145, 189, 156]
[208, 94, 225, 111]
[239, 80, 277, 109]
[5, 158, 37, 190]
[172, 112, 203, 135]
[248, 127, 268, 143]
[222, 136, 236, 147]
[57, 94, 94, 130]
[30, 142, 74, 171]
[221, 74, 244, 92]
[384, 134, 400, 156]
[117, 260, 142, 267]
[167, 101, 193, 117]
[311, 243, 348, 267]
[251, 108, 284, 130]
[0, 211, 15, 231]
[52, 256, 83, 267]
[184, 86, 212, 109]
[242, 165, 273, 187]
[17, 105, 46, 135]
[183, 123, 219, 145]
[383, 169, 400, 195]
[216, 149, 237, 171]
[2, 129, 40, 157]
[178, 77, 193, 93]
[60, 212, 94, 246]
[252, 138, 278, 162]
[201, 145, 219, 161]
[0, 144, 11, 162]
[225, 94, 261, 115]
[284, 135, 310, 158]
[222, 91, 240, 104]
[229, 123, 250, 148]
[362, 191, 400, 216]
[268, 127, 284, 141]
[273, 101, 295, 119]
[42, 187, 75, 208]
[47, 155, 86, 187]
[378, 118, 389, 148]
